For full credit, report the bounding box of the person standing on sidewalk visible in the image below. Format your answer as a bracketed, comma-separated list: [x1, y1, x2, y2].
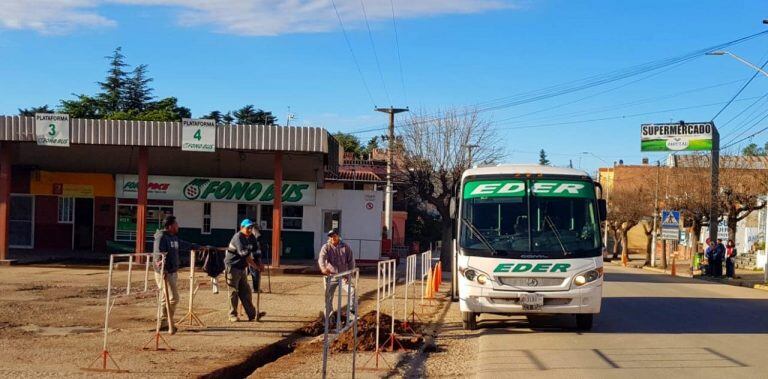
[225, 219, 262, 322]
[725, 239, 737, 279]
[318, 229, 356, 318]
[713, 238, 726, 278]
[153, 215, 201, 334]
[704, 239, 715, 277]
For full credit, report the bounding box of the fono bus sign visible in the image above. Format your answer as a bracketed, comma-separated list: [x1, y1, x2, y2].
[116, 175, 316, 205]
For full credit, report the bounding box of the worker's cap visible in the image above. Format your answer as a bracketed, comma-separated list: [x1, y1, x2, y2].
[240, 219, 255, 229]
[163, 215, 177, 228]
[327, 228, 339, 237]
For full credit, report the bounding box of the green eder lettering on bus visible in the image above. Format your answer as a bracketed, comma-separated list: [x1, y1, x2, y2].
[464, 180, 526, 199]
[492, 263, 572, 273]
[531, 180, 594, 199]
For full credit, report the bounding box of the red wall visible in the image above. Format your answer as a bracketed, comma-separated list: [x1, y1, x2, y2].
[34, 195, 72, 249]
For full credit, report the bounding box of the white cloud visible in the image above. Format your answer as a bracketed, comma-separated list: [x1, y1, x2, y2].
[0, 0, 513, 36]
[0, 0, 115, 34]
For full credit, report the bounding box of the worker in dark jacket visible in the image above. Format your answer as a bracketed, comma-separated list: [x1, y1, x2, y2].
[225, 219, 263, 322]
[153, 215, 200, 334]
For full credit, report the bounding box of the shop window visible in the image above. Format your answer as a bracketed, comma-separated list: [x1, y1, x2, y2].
[58, 197, 74, 224]
[283, 205, 303, 230]
[115, 203, 173, 242]
[260, 204, 273, 230]
[202, 202, 211, 235]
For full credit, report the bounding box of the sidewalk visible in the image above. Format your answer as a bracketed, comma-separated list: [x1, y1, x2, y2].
[611, 253, 767, 290]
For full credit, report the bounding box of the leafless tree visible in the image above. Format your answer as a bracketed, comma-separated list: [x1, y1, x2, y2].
[397, 107, 505, 267]
[609, 181, 654, 264]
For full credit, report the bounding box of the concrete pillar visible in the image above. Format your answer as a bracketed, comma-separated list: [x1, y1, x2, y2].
[272, 152, 283, 267]
[0, 143, 10, 262]
[136, 147, 148, 254]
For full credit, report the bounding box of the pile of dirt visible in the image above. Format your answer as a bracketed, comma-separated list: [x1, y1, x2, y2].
[331, 311, 423, 352]
[299, 311, 348, 336]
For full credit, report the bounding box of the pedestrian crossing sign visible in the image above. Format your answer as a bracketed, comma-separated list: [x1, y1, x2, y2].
[661, 210, 680, 227]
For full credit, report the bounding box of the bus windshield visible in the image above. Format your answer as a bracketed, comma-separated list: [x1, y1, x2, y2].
[460, 178, 601, 259]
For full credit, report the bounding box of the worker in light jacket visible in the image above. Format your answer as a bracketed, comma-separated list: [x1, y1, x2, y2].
[318, 229, 356, 318]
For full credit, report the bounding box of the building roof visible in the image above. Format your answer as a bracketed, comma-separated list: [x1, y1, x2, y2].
[462, 164, 592, 180]
[667, 154, 768, 169]
[325, 168, 383, 182]
[0, 115, 334, 154]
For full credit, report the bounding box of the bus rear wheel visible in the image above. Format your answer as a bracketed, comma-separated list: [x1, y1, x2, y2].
[575, 314, 593, 331]
[462, 311, 477, 330]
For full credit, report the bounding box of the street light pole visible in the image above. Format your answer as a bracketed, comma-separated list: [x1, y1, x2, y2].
[651, 161, 660, 267]
[462, 144, 479, 167]
[376, 107, 409, 241]
[706, 51, 768, 78]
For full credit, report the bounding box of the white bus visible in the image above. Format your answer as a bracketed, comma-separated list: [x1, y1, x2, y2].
[454, 164, 607, 330]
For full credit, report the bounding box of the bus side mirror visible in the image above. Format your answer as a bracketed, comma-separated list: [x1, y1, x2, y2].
[598, 199, 607, 222]
[449, 197, 456, 219]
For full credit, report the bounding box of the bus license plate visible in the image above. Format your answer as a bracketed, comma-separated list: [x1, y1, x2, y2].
[520, 293, 543, 311]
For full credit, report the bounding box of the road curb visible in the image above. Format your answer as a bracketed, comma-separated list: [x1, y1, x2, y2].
[640, 266, 694, 278]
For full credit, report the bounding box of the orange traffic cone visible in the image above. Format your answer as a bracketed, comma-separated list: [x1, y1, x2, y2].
[436, 262, 442, 287]
[425, 269, 434, 299]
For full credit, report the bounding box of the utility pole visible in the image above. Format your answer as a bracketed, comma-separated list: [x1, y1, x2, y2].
[651, 161, 660, 267]
[462, 144, 479, 167]
[376, 107, 409, 240]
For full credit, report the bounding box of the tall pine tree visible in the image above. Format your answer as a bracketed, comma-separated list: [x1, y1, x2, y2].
[538, 149, 551, 166]
[97, 47, 129, 113]
[124, 64, 153, 112]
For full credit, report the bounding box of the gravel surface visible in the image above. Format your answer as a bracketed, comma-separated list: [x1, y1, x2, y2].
[0, 264, 376, 377]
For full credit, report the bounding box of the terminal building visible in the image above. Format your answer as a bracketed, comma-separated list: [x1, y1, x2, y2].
[0, 115, 384, 265]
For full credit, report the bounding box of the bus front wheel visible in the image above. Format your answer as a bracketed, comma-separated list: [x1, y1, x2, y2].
[462, 311, 477, 330]
[575, 314, 593, 331]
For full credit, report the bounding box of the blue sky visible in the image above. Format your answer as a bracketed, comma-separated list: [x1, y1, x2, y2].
[1, 0, 767, 173]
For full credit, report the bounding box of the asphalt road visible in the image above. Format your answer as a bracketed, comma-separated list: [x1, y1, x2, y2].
[472, 265, 768, 379]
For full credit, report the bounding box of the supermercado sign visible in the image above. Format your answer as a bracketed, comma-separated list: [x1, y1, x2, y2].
[115, 175, 316, 205]
[463, 179, 594, 199]
[640, 122, 714, 152]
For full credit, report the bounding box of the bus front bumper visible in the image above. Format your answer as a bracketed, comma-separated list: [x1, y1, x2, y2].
[459, 284, 602, 314]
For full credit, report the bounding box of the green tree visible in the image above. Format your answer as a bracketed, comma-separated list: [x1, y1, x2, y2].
[18, 105, 53, 116]
[742, 143, 767, 156]
[60, 94, 102, 118]
[222, 112, 235, 125]
[333, 132, 363, 157]
[539, 149, 551, 165]
[233, 105, 277, 125]
[97, 47, 129, 113]
[123, 64, 153, 112]
[201, 110, 223, 125]
[362, 136, 379, 159]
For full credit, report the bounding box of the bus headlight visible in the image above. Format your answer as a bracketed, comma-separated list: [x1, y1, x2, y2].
[573, 267, 603, 286]
[476, 274, 488, 285]
[464, 269, 477, 281]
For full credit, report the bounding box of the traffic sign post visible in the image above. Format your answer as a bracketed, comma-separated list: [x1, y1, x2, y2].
[181, 118, 216, 152]
[661, 210, 680, 241]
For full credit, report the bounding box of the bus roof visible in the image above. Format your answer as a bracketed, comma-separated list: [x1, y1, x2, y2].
[462, 164, 592, 180]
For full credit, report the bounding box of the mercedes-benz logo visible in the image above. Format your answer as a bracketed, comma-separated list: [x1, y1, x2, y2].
[526, 278, 539, 287]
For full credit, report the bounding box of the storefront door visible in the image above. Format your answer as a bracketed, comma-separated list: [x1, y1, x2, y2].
[74, 198, 94, 250]
[9, 195, 34, 248]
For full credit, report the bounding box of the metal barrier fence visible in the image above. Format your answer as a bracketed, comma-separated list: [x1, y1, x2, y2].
[404, 254, 418, 324]
[420, 251, 432, 305]
[362, 259, 397, 370]
[83, 253, 167, 373]
[321, 268, 360, 379]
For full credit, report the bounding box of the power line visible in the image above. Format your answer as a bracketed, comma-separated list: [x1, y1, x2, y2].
[720, 93, 768, 144]
[330, 0, 377, 107]
[721, 105, 768, 146]
[389, 0, 408, 104]
[347, 30, 768, 135]
[720, 112, 768, 150]
[710, 55, 768, 121]
[359, 0, 391, 105]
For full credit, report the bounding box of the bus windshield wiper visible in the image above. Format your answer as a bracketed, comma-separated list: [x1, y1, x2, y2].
[544, 215, 570, 256]
[461, 217, 498, 256]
